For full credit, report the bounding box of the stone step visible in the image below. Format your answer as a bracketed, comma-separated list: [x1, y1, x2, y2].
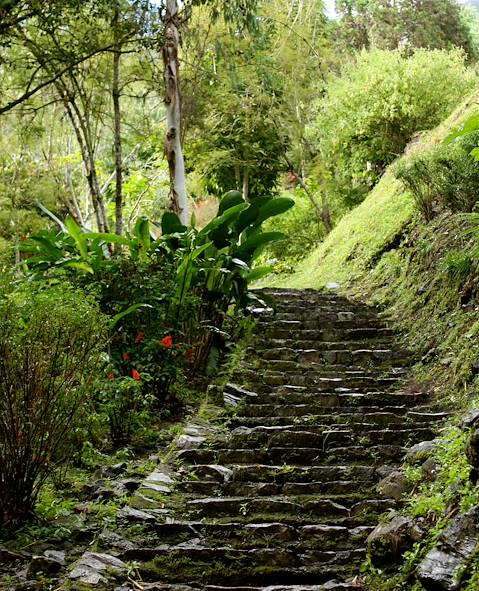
[139, 583, 361, 591]
[230, 408, 447, 428]
[136, 545, 363, 585]
[238, 372, 407, 390]
[238, 390, 426, 407]
[239, 397, 426, 418]
[177, 478, 378, 498]
[270, 310, 380, 323]
[261, 319, 388, 338]
[181, 495, 396, 519]
[180, 463, 379, 485]
[260, 327, 396, 344]
[257, 344, 406, 359]
[148, 521, 374, 552]
[221, 426, 434, 449]
[177, 444, 405, 466]
[252, 356, 412, 373]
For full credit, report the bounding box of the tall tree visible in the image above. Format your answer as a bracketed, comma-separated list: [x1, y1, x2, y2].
[159, 0, 259, 222]
[335, 0, 477, 56]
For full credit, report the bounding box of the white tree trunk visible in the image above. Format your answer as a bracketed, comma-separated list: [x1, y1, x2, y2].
[162, 0, 189, 226]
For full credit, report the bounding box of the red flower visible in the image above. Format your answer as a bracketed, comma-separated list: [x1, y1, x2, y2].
[135, 330, 145, 343]
[107, 371, 115, 381]
[159, 335, 173, 348]
[132, 369, 141, 381]
[122, 352, 130, 362]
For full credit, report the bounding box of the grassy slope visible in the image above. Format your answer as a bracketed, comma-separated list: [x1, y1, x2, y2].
[271, 90, 479, 290]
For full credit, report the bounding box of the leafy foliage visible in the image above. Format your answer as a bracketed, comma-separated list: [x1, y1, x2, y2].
[334, 0, 477, 56]
[307, 48, 476, 208]
[396, 130, 479, 216]
[0, 283, 107, 528]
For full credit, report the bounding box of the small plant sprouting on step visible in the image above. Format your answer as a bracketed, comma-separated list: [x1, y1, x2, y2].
[239, 502, 250, 516]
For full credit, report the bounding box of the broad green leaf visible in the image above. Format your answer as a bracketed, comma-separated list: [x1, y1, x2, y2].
[257, 197, 295, 225]
[236, 232, 285, 258]
[134, 216, 151, 252]
[444, 114, 479, 145]
[210, 224, 233, 248]
[246, 266, 273, 283]
[162, 211, 187, 235]
[230, 258, 251, 274]
[109, 303, 153, 329]
[235, 196, 271, 234]
[24, 237, 63, 260]
[199, 202, 248, 237]
[85, 232, 131, 246]
[65, 216, 88, 259]
[218, 190, 244, 215]
[65, 261, 94, 274]
[191, 241, 213, 261]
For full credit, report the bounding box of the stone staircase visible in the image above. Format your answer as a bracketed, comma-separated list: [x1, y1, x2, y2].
[111, 288, 449, 591]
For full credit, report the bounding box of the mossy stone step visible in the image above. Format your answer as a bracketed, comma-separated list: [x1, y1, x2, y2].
[132, 289, 435, 588]
[148, 521, 373, 551]
[220, 426, 434, 449]
[239, 390, 425, 407]
[177, 444, 406, 466]
[177, 479, 378, 498]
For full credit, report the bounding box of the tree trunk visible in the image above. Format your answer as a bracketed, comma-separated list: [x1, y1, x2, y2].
[242, 168, 249, 201]
[162, 0, 189, 226]
[283, 154, 332, 233]
[112, 0, 123, 236]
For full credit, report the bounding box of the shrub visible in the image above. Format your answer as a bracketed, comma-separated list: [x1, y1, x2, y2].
[396, 130, 479, 216]
[0, 284, 107, 528]
[308, 48, 476, 207]
[442, 250, 473, 282]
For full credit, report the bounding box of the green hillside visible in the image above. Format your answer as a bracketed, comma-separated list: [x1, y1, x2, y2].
[272, 89, 479, 291]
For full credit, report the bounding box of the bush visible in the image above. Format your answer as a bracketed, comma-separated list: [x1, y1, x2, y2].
[0, 284, 107, 528]
[442, 250, 473, 282]
[396, 130, 479, 217]
[308, 48, 476, 207]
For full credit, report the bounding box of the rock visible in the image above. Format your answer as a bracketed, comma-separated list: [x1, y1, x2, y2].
[407, 440, 437, 464]
[117, 506, 157, 523]
[223, 392, 242, 406]
[440, 357, 454, 366]
[177, 435, 206, 450]
[101, 462, 127, 478]
[367, 513, 423, 566]
[26, 550, 66, 578]
[98, 529, 137, 551]
[417, 506, 479, 590]
[461, 408, 479, 429]
[147, 471, 174, 485]
[325, 282, 341, 290]
[141, 482, 171, 494]
[0, 548, 24, 563]
[417, 549, 464, 591]
[44, 550, 66, 565]
[466, 427, 479, 481]
[422, 457, 439, 481]
[69, 551, 126, 585]
[440, 506, 479, 559]
[377, 470, 412, 500]
[117, 478, 141, 493]
[190, 464, 233, 482]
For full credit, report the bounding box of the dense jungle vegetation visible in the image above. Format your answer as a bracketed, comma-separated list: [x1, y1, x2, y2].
[3, 0, 479, 589]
